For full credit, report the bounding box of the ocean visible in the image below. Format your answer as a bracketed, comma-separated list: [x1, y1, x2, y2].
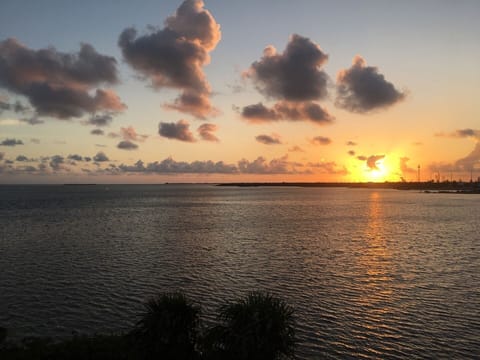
[0, 184, 479, 358]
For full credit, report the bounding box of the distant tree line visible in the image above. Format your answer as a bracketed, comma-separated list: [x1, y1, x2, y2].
[0, 292, 296, 360]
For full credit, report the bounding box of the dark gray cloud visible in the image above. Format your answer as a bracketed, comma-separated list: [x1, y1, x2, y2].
[87, 113, 113, 127]
[117, 140, 139, 150]
[68, 154, 83, 161]
[366, 155, 385, 170]
[159, 120, 195, 142]
[20, 116, 44, 125]
[0, 38, 125, 119]
[0, 138, 23, 146]
[197, 123, 219, 142]
[93, 151, 109, 162]
[49, 155, 65, 170]
[0, 97, 28, 113]
[255, 134, 282, 145]
[118, 0, 220, 119]
[310, 136, 331, 145]
[91, 129, 105, 135]
[336, 55, 405, 113]
[242, 101, 334, 125]
[245, 34, 329, 101]
[15, 155, 34, 162]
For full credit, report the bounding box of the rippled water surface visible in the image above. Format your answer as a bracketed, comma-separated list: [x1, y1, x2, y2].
[1, 185, 479, 358]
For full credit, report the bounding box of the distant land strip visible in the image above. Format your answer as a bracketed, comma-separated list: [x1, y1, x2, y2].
[218, 182, 480, 193]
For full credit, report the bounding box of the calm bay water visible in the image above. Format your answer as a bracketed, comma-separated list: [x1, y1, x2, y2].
[0, 184, 479, 358]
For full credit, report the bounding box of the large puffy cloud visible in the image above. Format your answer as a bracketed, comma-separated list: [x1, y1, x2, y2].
[93, 151, 109, 162]
[245, 34, 329, 101]
[242, 34, 333, 125]
[255, 134, 282, 145]
[0, 38, 125, 119]
[118, 0, 220, 119]
[336, 55, 405, 113]
[119, 158, 236, 174]
[197, 123, 219, 142]
[242, 101, 333, 125]
[238, 155, 303, 174]
[159, 119, 195, 142]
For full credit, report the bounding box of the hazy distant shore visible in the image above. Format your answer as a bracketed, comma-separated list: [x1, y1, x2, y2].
[218, 181, 480, 193]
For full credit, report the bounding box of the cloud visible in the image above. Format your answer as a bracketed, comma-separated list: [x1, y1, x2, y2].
[307, 161, 349, 175]
[197, 123, 219, 142]
[255, 134, 282, 145]
[0, 98, 28, 114]
[30, 138, 40, 144]
[242, 101, 334, 125]
[0, 138, 23, 146]
[346, 141, 357, 146]
[119, 158, 237, 174]
[93, 151, 109, 162]
[366, 155, 385, 170]
[288, 145, 304, 152]
[455, 142, 480, 171]
[87, 113, 114, 127]
[120, 126, 148, 142]
[118, 0, 220, 119]
[336, 55, 405, 113]
[310, 136, 331, 145]
[68, 154, 84, 161]
[117, 140, 139, 150]
[16, 155, 34, 162]
[245, 34, 329, 101]
[0, 38, 125, 119]
[90, 129, 104, 135]
[400, 157, 417, 174]
[159, 119, 195, 142]
[20, 116, 44, 125]
[357, 155, 367, 161]
[348, 150, 355, 156]
[238, 155, 305, 174]
[49, 155, 65, 170]
[435, 128, 480, 141]
[0, 152, 4, 160]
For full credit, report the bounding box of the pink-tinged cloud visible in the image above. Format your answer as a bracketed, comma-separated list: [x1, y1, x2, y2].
[242, 101, 333, 125]
[159, 119, 196, 142]
[336, 55, 405, 113]
[400, 157, 417, 174]
[118, 0, 220, 119]
[0, 38, 124, 119]
[197, 123, 219, 142]
[120, 126, 148, 142]
[245, 34, 329, 101]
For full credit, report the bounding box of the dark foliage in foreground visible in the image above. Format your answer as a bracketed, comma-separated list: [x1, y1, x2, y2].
[0, 292, 296, 360]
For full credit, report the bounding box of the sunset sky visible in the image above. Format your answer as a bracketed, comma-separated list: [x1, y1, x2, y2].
[1, 0, 479, 183]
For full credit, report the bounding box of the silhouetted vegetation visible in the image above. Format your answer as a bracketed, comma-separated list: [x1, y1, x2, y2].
[0, 292, 296, 360]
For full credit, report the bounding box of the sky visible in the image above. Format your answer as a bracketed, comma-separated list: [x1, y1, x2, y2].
[0, 0, 479, 184]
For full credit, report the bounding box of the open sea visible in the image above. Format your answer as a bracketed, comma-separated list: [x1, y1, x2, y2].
[0, 184, 479, 358]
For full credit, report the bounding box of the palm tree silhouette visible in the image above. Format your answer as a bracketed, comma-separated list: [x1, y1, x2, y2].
[203, 292, 296, 360]
[131, 293, 200, 360]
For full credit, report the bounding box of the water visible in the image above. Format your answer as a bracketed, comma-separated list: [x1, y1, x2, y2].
[0, 185, 479, 358]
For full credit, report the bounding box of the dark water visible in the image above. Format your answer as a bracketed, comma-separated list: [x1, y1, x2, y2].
[0, 185, 479, 358]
